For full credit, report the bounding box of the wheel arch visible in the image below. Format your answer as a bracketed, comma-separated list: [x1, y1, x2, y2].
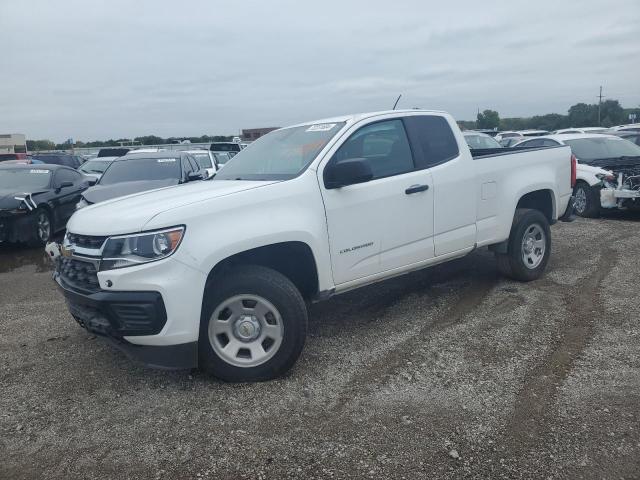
[203, 241, 320, 303]
[515, 188, 555, 223]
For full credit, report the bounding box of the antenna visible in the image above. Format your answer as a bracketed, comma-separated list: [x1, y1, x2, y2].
[392, 94, 402, 110]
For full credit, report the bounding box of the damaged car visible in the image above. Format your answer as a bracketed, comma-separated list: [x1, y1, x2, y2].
[76, 151, 210, 209]
[0, 164, 91, 246]
[514, 133, 640, 217]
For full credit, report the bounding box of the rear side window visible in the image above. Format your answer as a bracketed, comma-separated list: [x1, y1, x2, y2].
[333, 119, 414, 180]
[55, 168, 82, 186]
[404, 116, 459, 168]
[518, 139, 544, 148]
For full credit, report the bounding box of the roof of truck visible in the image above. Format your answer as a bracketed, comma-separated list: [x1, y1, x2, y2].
[287, 109, 447, 129]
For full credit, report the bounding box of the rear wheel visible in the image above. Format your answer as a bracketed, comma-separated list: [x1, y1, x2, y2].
[573, 181, 600, 218]
[496, 209, 551, 282]
[27, 208, 52, 247]
[199, 265, 307, 382]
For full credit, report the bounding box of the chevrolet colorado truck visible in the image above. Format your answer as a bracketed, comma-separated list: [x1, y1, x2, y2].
[52, 110, 576, 381]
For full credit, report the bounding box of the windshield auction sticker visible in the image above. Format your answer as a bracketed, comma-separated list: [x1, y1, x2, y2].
[306, 123, 337, 132]
[157, 158, 177, 163]
[29, 169, 50, 174]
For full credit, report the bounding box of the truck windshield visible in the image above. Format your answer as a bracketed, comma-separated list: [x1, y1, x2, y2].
[99, 157, 181, 185]
[563, 137, 640, 162]
[215, 122, 346, 181]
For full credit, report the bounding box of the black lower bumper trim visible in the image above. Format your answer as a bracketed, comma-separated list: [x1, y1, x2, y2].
[55, 274, 197, 369]
[55, 274, 168, 336]
[102, 336, 198, 370]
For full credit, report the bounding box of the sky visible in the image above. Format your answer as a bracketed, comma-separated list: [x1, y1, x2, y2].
[1, 0, 639, 142]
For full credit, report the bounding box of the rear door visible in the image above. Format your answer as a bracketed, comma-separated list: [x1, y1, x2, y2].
[404, 115, 477, 256]
[320, 117, 435, 285]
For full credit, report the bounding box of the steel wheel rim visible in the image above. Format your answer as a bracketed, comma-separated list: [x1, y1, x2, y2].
[521, 223, 546, 269]
[37, 212, 50, 242]
[208, 294, 284, 368]
[574, 187, 587, 214]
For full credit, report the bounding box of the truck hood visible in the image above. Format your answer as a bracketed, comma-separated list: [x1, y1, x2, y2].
[83, 179, 178, 204]
[67, 179, 279, 235]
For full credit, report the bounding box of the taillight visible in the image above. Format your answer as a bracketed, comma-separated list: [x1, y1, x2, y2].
[570, 153, 577, 188]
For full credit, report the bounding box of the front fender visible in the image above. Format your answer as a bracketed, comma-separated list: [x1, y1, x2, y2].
[577, 163, 610, 187]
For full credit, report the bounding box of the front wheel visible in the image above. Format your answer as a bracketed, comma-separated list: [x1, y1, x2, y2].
[496, 209, 551, 282]
[199, 265, 307, 382]
[27, 208, 52, 247]
[573, 181, 600, 218]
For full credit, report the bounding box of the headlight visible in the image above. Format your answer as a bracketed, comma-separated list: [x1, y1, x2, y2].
[100, 226, 185, 271]
[596, 173, 615, 182]
[76, 197, 89, 210]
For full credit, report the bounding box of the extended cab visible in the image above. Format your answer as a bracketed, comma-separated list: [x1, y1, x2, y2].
[52, 110, 575, 381]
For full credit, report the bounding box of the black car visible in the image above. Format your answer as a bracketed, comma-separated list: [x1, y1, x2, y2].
[31, 152, 84, 169]
[0, 164, 91, 246]
[77, 151, 207, 208]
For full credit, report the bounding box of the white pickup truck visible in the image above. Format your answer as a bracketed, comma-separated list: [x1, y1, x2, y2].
[52, 109, 575, 381]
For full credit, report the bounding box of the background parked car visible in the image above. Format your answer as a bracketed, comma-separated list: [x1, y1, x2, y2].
[0, 164, 90, 245]
[182, 149, 219, 174]
[513, 134, 640, 217]
[462, 131, 503, 150]
[78, 157, 118, 181]
[31, 152, 84, 169]
[0, 153, 28, 163]
[210, 142, 242, 159]
[213, 151, 233, 166]
[611, 123, 640, 132]
[552, 127, 609, 134]
[610, 130, 640, 146]
[97, 148, 130, 158]
[76, 151, 210, 209]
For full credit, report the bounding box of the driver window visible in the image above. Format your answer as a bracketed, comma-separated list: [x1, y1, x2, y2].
[333, 119, 414, 180]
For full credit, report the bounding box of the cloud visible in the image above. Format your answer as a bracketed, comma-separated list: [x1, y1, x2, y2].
[1, 0, 639, 141]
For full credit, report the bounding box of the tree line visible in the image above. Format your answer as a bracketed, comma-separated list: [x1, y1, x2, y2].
[25, 99, 640, 151]
[26, 134, 233, 152]
[461, 99, 639, 131]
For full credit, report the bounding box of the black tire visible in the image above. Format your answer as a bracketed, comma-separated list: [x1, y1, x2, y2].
[199, 265, 307, 382]
[573, 181, 600, 218]
[27, 208, 52, 247]
[495, 208, 551, 282]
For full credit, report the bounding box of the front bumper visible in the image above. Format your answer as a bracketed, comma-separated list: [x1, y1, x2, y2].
[55, 273, 197, 369]
[0, 212, 37, 243]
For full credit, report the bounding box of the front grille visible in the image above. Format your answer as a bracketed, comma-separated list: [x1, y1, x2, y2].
[57, 257, 100, 292]
[66, 233, 107, 249]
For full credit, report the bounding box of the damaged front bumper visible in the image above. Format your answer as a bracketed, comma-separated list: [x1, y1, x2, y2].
[54, 272, 197, 370]
[0, 211, 37, 243]
[600, 187, 640, 209]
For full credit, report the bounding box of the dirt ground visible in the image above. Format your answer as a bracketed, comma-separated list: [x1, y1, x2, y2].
[1, 215, 639, 479]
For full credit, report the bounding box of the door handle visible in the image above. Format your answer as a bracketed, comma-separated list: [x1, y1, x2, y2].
[405, 184, 429, 195]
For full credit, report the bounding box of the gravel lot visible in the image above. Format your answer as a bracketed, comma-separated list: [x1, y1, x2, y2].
[1, 215, 639, 479]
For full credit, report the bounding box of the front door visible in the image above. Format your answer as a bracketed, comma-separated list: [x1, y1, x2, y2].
[319, 118, 435, 285]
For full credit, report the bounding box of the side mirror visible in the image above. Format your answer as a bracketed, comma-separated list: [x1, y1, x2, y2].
[324, 158, 373, 189]
[56, 181, 73, 191]
[187, 170, 207, 181]
[87, 177, 97, 186]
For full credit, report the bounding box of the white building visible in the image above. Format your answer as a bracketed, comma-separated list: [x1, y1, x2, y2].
[0, 133, 27, 154]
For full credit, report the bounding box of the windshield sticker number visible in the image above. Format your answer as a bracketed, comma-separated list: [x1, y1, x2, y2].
[29, 169, 49, 174]
[306, 123, 337, 132]
[157, 158, 177, 163]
